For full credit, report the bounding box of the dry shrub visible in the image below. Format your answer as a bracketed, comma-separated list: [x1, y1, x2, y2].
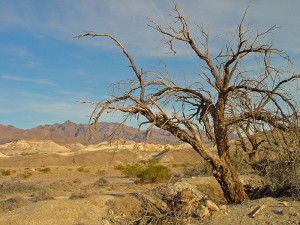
[263, 149, 300, 197]
[0, 181, 37, 194]
[93, 178, 109, 187]
[127, 191, 204, 225]
[73, 178, 83, 184]
[250, 129, 300, 198]
[19, 171, 33, 179]
[49, 180, 78, 192]
[106, 195, 142, 221]
[1, 169, 11, 176]
[85, 178, 109, 190]
[183, 160, 212, 178]
[35, 190, 56, 202]
[0, 196, 31, 213]
[38, 167, 51, 173]
[69, 191, 91, 199]
[96, 169, 106, 176]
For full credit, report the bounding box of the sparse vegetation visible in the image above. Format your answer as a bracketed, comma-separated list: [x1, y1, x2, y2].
[256, 132, 300, 197]
[76, 166, 89, 173]
[0, 196, 31, 213]
[35, 190, 55, 202]
[183, 161, 212, 177]
[38, 168, 51, 173]
[76, 166, 85, 172]
[114, 164, 125, 171]
[19, 171, 32, 179]
[69, 191, 91, 199]
[171, 163, 180, 168]
[1, 169, 11, 176]
[96, 169, 106, 176]
[0, 181, 37, 194]
[115, 160, 170, 183]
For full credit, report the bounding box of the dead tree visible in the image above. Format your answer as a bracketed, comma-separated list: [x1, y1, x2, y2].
[73, 2, 299, 204]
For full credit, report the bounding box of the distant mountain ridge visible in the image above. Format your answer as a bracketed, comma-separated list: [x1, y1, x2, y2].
[0, 121, 187, 145]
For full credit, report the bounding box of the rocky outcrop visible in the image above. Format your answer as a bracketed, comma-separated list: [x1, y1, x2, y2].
[0, 139, 71, 156]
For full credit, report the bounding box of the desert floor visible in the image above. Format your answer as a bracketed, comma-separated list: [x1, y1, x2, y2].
[0, 163, 299, 225]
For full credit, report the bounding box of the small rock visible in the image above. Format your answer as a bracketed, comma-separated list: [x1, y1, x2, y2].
[281, 209, 288, 215]
[205, 199, 220, 211]
[198, 205, 210, 218]
[273, 209, 282, 214]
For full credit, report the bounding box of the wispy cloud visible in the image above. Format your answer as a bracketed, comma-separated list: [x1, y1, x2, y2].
[1, 0, 299, 57]
[56, 90, 73, 95]
[1, 75, 56, 86]
[29, 101, 126, 123]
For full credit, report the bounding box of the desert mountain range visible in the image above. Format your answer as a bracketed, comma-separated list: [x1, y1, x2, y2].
[0, 120, 197, 145]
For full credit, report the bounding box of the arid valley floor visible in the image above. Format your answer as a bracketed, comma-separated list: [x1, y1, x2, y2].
[0, 139, 299, 224]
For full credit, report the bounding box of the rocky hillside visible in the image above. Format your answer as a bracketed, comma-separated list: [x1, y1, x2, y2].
[0, 121, 192, 145]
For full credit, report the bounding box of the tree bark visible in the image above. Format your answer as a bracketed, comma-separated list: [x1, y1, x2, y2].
[211, 94, 249, 204]
[212, 157, 249, 204]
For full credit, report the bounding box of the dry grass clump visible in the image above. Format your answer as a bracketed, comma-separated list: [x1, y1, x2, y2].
[19, 171, 33, 179]
[76, 166, 89, 173]
[37, 167, 51, 173]
[84, 178, 109, 191]
[182, 160, 212, 178]
[35, 190, 56, 202]
[106, 195, 143, 222]
[93, 178, 109, 187]
[96, 169, 106, 176]
[0, 181, 37, 194]
[49, 179, 80, 192]
[248, 129, 300, 198]
[69, 190, 92, 199]
[0, 196, 31, 213]
[263, 148, 300, 197]
[123, 190, 207, 225]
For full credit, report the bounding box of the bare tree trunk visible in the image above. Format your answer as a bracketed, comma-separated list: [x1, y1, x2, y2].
[212, 157, 249, 204]
[212, 95, 249, 204]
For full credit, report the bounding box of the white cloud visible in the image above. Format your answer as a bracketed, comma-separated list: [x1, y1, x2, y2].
[1, 0, 299, 58]
[1, 75, 56, 86]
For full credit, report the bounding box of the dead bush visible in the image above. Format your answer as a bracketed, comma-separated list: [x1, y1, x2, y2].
[69, 189, 92, 199]
[49, 180, 78, 192]
[0, 181, 37, 194]
[127, 191, 204, 225]
[250, 130, 300, 198]
[264, 149, 299, 197]
[0, 196, 31, 213]
[183, 161, 212, 178]
[106, 195, 143, 223]
[85, 178, 109, 190]
[35, 190, 56, 202]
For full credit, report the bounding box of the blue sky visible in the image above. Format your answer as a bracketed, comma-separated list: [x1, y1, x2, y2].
[1, 0, 299, 129]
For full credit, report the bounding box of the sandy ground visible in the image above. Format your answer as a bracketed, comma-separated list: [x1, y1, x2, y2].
[0, 165, 299, 225]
